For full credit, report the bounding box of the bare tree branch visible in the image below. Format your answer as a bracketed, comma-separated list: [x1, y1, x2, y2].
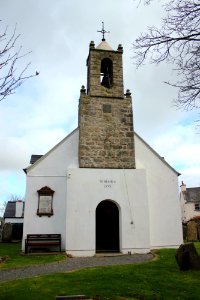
[0, 200, 8, 216]
[0, 22, 37, 101]
[133, 0, 200, 114]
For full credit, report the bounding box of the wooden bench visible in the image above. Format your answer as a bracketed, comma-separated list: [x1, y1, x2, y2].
[25, 234, 61, 254]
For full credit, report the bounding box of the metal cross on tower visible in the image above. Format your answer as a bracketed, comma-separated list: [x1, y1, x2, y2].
[97, 22, 110, 41]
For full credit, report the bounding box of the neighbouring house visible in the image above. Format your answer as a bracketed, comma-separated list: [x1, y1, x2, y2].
[22, 37, 183, 256]
[3, 201, 24, 240]
[180, 182, 200, 223]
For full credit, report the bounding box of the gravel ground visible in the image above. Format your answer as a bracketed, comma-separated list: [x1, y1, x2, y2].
[0, 253, 153, 282]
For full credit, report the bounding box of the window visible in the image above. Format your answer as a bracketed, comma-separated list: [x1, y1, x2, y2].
[37, 186, 54, 217]
[195, 203, 200, 211]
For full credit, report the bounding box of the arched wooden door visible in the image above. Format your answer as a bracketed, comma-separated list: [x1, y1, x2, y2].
[96, 200, 119, 252]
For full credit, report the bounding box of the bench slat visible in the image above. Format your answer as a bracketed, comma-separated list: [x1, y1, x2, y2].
[25, 234, 61, 254]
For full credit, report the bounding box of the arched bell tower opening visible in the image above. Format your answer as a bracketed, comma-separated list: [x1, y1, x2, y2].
[96, 200, 120, 253]
[100, 58, 113, 88]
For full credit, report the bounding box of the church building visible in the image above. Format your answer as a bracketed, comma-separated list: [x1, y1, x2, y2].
[22, 36, 183, 256]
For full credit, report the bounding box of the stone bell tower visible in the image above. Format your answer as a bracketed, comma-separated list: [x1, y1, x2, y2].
[79, 38, 135, 169]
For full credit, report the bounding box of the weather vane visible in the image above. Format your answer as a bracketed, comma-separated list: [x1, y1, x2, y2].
[97, 22, 110, 41]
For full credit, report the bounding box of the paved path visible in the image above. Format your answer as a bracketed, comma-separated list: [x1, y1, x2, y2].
[0, 253, 153, 282]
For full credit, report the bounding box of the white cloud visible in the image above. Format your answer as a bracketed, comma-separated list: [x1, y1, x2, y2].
[0, 0, 199, 211]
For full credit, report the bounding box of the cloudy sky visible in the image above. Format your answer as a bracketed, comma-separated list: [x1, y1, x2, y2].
[0, 0, 199, 214]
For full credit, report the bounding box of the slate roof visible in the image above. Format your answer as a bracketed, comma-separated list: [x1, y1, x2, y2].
[184, 187, 200, 203]
[3, 201, 24, 219]
[3, 201, 16, 218]
[30, 155, 43, 164]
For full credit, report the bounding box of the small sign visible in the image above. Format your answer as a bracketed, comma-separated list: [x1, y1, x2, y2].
[103, 104, 111, 113]
[99, 179, 116, 188]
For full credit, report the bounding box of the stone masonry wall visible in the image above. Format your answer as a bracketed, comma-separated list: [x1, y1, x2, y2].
[87, 48, 124, 99]
[79, 93, 136, 169]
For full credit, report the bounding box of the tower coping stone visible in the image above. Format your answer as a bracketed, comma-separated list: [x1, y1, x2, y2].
[96, 40, 113, 51]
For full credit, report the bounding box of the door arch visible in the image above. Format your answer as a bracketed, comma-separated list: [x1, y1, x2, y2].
[96, 200, 119, 252]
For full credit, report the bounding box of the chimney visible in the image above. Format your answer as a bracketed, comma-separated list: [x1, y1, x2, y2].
[15, 201, 23, 218]
[180, 181, 186, 192]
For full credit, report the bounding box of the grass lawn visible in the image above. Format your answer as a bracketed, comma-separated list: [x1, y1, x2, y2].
[1, 247, 200, 299]
[0, 241, 66, 269]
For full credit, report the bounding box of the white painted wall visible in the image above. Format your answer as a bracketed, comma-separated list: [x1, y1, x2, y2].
[184, 203, 200, 222]
[180, 191, 200, 222]
[15, 201, 23, 218]
[22, 129, 79, 251]
[4, 218, 23, 224]
[134, 133, 183, 248]
[22, 129, 183, 255]
[66, 168, 150, 256]
[22, 176, 67, 250]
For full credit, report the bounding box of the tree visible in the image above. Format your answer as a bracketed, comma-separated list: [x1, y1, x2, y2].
[0, 22, 36, 101]
[0, 200, 7, 216]
[8, 194, 24, 201]
[133, 0, 200, 114]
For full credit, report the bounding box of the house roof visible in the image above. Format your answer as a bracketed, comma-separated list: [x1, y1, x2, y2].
[3, 201, 16, 218]
[184, 187, 200, 203]
[3, 201, 24, 219]
[30, 155, 43, 164]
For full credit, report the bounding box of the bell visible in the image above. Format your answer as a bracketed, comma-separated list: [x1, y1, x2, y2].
[101, 74, 110, 87]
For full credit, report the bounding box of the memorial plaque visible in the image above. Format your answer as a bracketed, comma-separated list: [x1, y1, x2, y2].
[38, 195, 52, 214]
[103, 104, 111, 113]
[37, 186, 54, 216]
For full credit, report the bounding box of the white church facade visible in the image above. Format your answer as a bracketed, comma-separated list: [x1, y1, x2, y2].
[22, 38, 183, 256]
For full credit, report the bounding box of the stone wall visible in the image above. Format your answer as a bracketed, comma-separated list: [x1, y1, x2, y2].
[87, 47, 124, 99]
[79, 42, 135, 169]
[79, 92, 135, 169]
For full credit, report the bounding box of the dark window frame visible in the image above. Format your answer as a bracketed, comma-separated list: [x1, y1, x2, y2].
[37, 186, 54, 217]
[195, 203, 200, 211]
